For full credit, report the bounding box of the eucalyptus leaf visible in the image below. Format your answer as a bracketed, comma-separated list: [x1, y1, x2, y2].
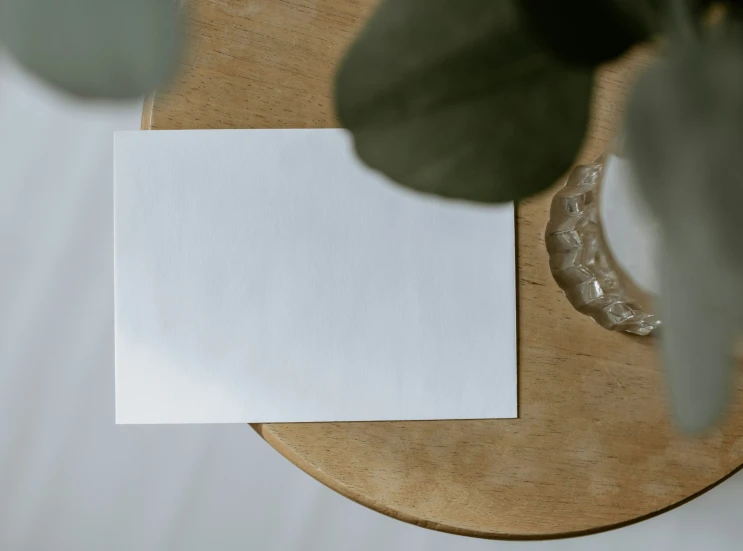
[625, 22, 743, 432]
[335, 0, 594, 204]
[519, 0, 652, 67]
[0, 0, 182, 98]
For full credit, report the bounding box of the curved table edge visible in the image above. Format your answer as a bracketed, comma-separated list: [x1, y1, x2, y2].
[253, 423, 743, 540]
[140, 96, 156, 131]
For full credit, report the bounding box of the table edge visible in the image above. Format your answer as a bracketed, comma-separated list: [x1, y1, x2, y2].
[253, 422, 743, 540]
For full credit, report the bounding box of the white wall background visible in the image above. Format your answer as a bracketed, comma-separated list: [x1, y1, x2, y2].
[2, 51, 743, 551]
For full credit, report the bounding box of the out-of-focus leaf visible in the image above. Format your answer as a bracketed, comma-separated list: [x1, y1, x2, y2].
[0, 0, 182, 98]
[625, 22, 743, 432]
[335, 0, 593, 204]
[519, 0, 654, 67]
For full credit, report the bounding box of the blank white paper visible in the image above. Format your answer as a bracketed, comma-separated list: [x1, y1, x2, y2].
[114, 129, 516, 423]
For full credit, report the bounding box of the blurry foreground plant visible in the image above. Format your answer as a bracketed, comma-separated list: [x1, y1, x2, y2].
[0, 0, 182, 97]
[336, 0, 743, 433]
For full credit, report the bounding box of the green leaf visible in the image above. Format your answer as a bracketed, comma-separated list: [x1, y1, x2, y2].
[0, 0, 183, 98]
[625, 22, 743, 432]
[519, 0, 653, 67]
[335, 0, 594, 204]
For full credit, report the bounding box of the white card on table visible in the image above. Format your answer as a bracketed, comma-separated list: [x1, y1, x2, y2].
[114, 129, 516, 423]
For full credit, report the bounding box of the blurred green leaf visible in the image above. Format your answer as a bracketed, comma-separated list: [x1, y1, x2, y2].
[335, 0, 593, 204]
[0, 0, 182, 98]
[625, 21, 743, 432]
[519, 0, 653, 66]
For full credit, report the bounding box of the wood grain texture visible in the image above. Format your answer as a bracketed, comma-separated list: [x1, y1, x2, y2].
[144, 0, 743, 539]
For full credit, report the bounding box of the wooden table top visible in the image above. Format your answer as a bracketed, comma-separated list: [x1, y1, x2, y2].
[144, 0, 743, 539]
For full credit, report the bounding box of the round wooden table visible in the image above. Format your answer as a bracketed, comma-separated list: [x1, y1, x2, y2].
[144, 0, 743, 539]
